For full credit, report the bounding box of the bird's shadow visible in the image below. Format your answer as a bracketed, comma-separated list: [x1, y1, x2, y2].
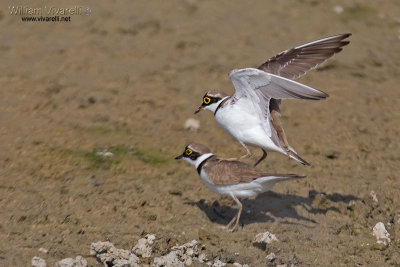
[185, 190, 360, 227]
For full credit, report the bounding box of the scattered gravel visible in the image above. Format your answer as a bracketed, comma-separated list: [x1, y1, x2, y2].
[34, 234, 249, 266]
[153, 239, 207, 266]
[153, 251, 185, 267]
[90, 241, 140, 267]
[89, 235, 236, 266]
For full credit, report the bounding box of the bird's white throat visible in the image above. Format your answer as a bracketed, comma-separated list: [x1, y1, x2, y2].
[182, 153, 214, 167]
[204, 96, 230, 114]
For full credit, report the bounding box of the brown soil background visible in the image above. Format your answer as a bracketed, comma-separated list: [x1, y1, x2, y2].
[1, 0, 400, 266]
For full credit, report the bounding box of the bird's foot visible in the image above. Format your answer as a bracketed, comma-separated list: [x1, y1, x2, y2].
[216, 224, 238, 232]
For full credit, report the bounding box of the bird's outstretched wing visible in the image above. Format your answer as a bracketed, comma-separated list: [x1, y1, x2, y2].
[229, 68, 327, 136]
[258, 33, 351, 80]
[230, 68, 327, 102]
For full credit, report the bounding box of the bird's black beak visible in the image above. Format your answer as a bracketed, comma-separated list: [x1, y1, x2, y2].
[175, 154, 183, 160]
[194, 105, 203, 114]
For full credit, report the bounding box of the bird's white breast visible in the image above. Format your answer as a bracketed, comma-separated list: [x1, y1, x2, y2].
[214, 99, 281, 152]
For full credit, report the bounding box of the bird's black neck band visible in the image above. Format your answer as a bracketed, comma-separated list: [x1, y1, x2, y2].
[197, 155, 214, 174]
[214, 97, 229, 116]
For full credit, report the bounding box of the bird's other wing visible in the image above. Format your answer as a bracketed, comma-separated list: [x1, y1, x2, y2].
[230, 68, 328, 103]
[258, 33, 351, 80]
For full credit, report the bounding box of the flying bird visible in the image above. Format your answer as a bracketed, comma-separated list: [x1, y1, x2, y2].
[195, 33, 351, 166]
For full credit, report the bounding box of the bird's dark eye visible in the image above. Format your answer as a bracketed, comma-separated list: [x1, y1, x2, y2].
[185, 148, 192, 156]
[203, 97, 211, 104]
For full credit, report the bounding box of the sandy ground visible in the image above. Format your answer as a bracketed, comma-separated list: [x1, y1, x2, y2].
[1, 0, 400, 266]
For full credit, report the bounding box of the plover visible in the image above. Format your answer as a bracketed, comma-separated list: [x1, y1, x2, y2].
[175, 143, 304, 232]
[195, 33, 351, 166]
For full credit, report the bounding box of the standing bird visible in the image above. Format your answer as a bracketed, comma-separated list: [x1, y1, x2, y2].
[195, 33, 351, 166]
[175, 143, 304, 232]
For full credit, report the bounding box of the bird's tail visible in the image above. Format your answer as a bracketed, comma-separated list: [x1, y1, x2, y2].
[254, 173, 305, 192]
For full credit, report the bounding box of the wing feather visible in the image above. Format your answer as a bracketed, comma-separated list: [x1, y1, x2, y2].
[230, 68, 328, 101]
[204, 158, 304, 186]
[258, 33, 351, 80]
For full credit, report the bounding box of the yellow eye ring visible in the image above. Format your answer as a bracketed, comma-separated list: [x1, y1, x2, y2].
[185, 149, 192, 155]
[203, 97, 211, 104]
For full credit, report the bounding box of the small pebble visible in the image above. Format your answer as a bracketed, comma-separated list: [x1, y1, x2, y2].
[54, 256, 87, 267]
[266, 252, 276, 262]
[254, 232, 279, 243]
[212, 259, 227, 267]
[369, 191, 378, 203]
[96, 150, 113, 157]
[32, 256, 46, 267]
[333, 5, 344, 14]
[373, 222, 391, 245]
[38, 247, 48, 254]
[184, 118, 200, 132]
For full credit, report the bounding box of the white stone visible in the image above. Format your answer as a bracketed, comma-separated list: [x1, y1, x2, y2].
[54, 258, 74, 267]
[153, 251, 184, 267]
[38, 248, 48, 254]
[213, 259, 227, 267]
[333, 5, 343, 14]
[198, 253, 207, 262]
[184, 118, 200, 132]
[253, 232, 279, 244]
[373, 222, 391, 245]
[54, 256, 87, 267]
[31, 256, 46, 267]
[96, 150, 113, 157]
[171, 239, 201, 265]
[369, 191, 378, 202]
[91, 241, 139, 267]
[266, 252, 276, 262]
[132, 234, 156, 258]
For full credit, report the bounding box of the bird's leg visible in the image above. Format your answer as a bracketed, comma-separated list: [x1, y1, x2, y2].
[254, 149, 267, 167]
[270, 109, 290, 153]
[224, 144, 251, 162]
[226, 195, 243, 232]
